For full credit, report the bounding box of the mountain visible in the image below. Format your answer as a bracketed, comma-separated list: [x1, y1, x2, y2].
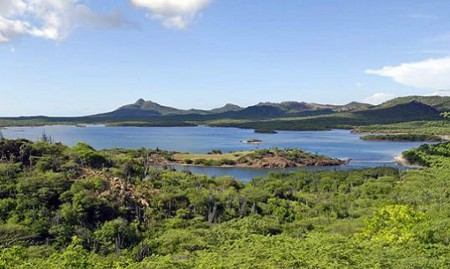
[379, 96, 450, 112]
[355, 101, 441, 122]
[1, 96, 447, 130]
[210, 103, 243, 114]
[92, 99, 375, 120]
[334, 102, 374, 112]
[93, 99, 198, 118]
[98, 99, 182, 117]
[253, 101, 373, 114]
[212, 101, 442, 131]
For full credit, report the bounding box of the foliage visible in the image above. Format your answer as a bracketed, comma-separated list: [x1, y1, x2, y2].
[360, 134, 444, 142]
[360, 205, 425, 244]
[403, 142, 450, 167]
[353, 120, 450, 136]
[0, 139, 450, 267]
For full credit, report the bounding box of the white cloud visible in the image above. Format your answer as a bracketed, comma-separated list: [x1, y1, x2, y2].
[130, 0, 211, 29]
[366, 57, 450, 90]
[0, 0, 127, 43]
[363, 93, 395, 105]
[355, 82, 363, 88]
[428, 89, 450, 96]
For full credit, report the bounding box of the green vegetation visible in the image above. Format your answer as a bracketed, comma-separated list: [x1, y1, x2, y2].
[243, 138, 262, 143]
[0, 96, 446, 133]
[210, 101, 441, 131]
[0, 138, 450, 267]
[254, 129, 278, 134]
[360, 134, 445, 142]
[403, 142, 450, 167]
[379, 95, 450, 111]
[106, 121, 197, 127]
[354, 120, 450, 136]
[173, 148, 344, 168]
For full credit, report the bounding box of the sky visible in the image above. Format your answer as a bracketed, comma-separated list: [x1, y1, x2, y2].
[1, 0, 450, 116]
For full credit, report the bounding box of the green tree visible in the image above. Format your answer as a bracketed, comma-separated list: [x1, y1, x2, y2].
[360, 205, 425, 244]
[94, 218, 139, 255]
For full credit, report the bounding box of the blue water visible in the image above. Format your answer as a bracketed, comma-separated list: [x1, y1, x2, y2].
[2, 125, 425, 182]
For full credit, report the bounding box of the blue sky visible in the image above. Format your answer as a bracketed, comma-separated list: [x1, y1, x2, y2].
[1, 0, 450, 116]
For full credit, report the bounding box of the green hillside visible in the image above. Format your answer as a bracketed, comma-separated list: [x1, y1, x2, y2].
[0, 96, 447, 131]
[211, 101, 442, 131]
[379, 96, 450, 111]
[1, 138, 450, 267]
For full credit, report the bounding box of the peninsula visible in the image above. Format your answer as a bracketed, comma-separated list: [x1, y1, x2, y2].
[146, 148, 347, 168]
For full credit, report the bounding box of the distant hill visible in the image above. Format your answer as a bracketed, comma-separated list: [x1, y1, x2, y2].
[379, 96, 450, 112]
[211, 101, 442, 131]
[253, 101, 372, 114]
[1, 95, 446, 130]
[355, 101, 441, 122]
[335, 102, 374, 112]
[210, 103, 243, 114]
[92, 99, 373, 119]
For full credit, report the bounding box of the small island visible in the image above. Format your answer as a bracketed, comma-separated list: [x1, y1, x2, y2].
[240, 139, 263, 144]
[254, 129, 278, 134]
[360, 134, 445, 142]
[150, 148, 347, 168]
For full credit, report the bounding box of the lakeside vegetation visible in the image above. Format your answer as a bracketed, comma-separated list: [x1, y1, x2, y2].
[106, 121, 197, 127]
[254, 129, 278, 134]
[403, 142, 450, 167]
[360, 134, 445, 142]
[353, 121, 450, 137]
[0, 137, 450, 267]
[172, 148, 346, 168]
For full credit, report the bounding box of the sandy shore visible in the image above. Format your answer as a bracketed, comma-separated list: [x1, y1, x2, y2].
[394, 155, 409, 166]
[394, 154, 423, 168]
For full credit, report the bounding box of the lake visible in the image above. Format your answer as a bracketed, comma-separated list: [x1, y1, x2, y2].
[1, 125, 425, 182]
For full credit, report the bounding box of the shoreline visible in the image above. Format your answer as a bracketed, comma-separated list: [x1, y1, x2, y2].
[155, 159, 348, 169]
[352, 129, 450, 142]
[394, 154, 423, 168]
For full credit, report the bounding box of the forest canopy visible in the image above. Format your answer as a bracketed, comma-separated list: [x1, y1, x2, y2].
[0, 139, 449, 268]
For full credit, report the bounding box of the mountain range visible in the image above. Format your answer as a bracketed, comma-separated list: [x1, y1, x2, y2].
[92, 98, 374, 119]
[90, 96, 450, 121]
[1, 96, 449, 130]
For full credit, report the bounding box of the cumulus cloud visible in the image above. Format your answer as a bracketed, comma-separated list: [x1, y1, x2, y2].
[366, 57, 450, 90]
[363, 93, 395, 105]
[0, 0, 127, 43]
[130, 0, 211, 29]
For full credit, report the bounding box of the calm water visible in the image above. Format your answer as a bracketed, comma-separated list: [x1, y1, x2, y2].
[2, 125, 425, 182]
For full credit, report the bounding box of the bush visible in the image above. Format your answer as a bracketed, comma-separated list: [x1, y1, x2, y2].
[71, 143, 110, 169]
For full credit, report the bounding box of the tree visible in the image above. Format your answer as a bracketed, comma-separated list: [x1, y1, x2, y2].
[94, 218, 138, 255]
[40, 131, 52, 144]
[71, 143, 109, 169]
[360, 205, 425, 244]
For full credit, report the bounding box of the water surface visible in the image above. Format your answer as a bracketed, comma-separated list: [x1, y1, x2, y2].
[2, 125, 424, 182]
